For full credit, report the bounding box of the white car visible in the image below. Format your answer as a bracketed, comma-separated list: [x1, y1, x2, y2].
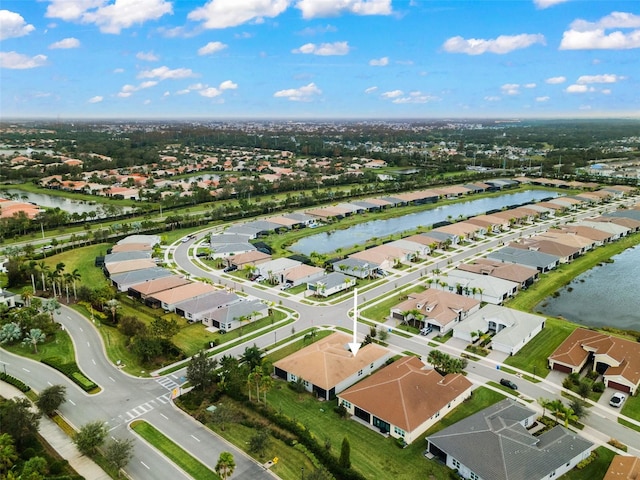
[610, 392, 626, 408]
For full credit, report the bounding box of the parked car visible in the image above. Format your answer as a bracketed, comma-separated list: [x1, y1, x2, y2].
[281, 283, 292, 290]
[500, 378, 518, 390]
[610, 392, 626, 408]
[223, 265, 237, 273]
[420, 326, 432, 336]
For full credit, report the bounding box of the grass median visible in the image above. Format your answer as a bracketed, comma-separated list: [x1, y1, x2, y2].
[131, 420, 220, 480]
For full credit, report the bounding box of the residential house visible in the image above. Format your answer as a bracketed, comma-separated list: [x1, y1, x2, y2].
[273, 332, 392, 400]
[558, 225, 613, 246]
[128, 275, 191, 303]
[110, 242, 154, 253]
[390, 289, 480, 334]
[337, 356, 473, 444]
[103, 250, 151, 266]
[426, 399, 593, 480]
[592, 215, 640, 233]
[110, 267, 173, 292]
[465, 215, 510, 233]
[332, 258, 379, 279]
[433, 270, 519, 305]
[227, 251, 272, 270]
[387, 239, 431, 259]
[117, 234, 160, 246]
[0, 288, 18, 308]
[487, 246, 559, 273]
[350, 244, 414, 270]
[173, 290, 241, 322]
[103, 259, 157, 277]
[283, 264, 326, 287]
[548, 328, 640, 394]
[202, 298, 268, 330]
[423, 230, 459, 247]
[457, 259, 538, 289]
[508, 238, 580, 264]
[453, 304, 546, 355]
[579, 219, 631, 240]
[256, 258, 302, 284]
[603, 455, 640, 480]
[536, 231, 596, 254]
[307, 272, 356, 297]
[148, 282, 217, 311]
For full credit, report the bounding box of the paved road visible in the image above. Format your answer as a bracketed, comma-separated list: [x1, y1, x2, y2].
[4, 197, 639, 479]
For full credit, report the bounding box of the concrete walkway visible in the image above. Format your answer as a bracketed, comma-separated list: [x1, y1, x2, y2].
[0, 381, 111, 480]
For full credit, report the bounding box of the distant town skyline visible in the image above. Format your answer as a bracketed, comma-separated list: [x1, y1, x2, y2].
[1, 0, 639, 119]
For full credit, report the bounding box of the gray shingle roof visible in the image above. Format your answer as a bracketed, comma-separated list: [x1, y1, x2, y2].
[427, 399, 593, 480]
[487, 246, 560, 270]
[110, 267, 172, 287]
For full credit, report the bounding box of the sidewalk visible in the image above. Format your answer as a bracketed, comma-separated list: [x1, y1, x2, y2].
[0, 381, 111, 480]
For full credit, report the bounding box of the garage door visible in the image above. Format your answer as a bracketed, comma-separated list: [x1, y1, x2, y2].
[552, 363, 573, 373]
[607, 380, 631, 393]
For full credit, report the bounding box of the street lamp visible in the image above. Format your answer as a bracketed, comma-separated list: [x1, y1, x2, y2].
[301, 467, 304, 480]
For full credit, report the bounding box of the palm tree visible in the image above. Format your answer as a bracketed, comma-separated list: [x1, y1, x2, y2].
[37, 261, 49, 292]
[63, 273, 73, 303]
[42, 298, 61, 322]
[0, 433, 18, 476]
[106, 299, 120, 323]
[21, 286, 34, 307]
[215, 452, 235, 480]
[22, 328, 46, 353]
[70, 268, 81, 300]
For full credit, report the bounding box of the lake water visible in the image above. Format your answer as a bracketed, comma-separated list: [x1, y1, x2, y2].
[537, 245, 640, 330]
[2, 189, 112, 216]
[291, 190, 557, 255]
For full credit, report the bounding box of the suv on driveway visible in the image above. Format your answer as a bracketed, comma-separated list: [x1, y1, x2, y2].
[610, 392, 626, 408]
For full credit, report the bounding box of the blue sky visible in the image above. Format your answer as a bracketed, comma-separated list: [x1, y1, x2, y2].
[1, 0, 639, 119]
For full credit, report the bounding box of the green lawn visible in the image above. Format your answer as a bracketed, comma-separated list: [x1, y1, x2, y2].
[131, 420, 220, 480]
[2, 327, 75, 364]
[619, 394, 640, 433]
[423, 387, 506, 437]
[360, 285, 425, 322]
[503, 317, 578, 377]
[559, 446, 615, 480]
[42, 243, 111, 291]
[260, 384, 504, 480]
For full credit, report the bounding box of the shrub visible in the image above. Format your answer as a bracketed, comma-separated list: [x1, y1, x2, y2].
[608, 438, 628, 452]
[592, 382, 605, 393]
[42, 357, 98, 392]
[576, 451, 597, 469]
[0, 372, 31, 392]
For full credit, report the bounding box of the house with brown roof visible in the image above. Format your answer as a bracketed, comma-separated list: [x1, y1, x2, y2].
[390, 289, 480, 334]
[226, 250, 272, 269]
[337, 356, 473, 444]
[549, 328, 640, 394]
[536, 230, 596, 254]
[350, 244, 414, 270]
[128, 275, 191, 304]
[148, 282, 217, 311]
[508, 238, 579, 264]
[273, 332, 392, 400]
[283, 264, 325, 287]
[465, 215, 510, 233]
[103, 259, 157, 277]
[457, 258, 539, 289]
[603, 455, 640, 480]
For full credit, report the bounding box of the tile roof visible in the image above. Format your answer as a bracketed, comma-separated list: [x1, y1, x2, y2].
[392, 288, 480, 328]
[339, 356, 472, 432]
[273, 332, 390, 391]
[603, 455, 640, 480]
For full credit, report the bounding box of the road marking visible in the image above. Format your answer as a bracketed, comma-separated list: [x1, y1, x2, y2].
[160, 413, 168, 420]
[171, 374, 178, 379]
[92, 359, 96, 365]
[22, 368, 30, 373]
[67, 316, 71, 320]
[141, 461, 150, 470]
[109, 376, 115, 382]
[79, 327, 83, 332]
[190, 435, 200, 442]
[48, 381, 53, 386]
[68, 399, 76, 406]
[87, 342, 90, 347]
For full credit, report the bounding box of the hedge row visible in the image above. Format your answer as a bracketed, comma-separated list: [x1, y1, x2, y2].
[41, 357, 98, 392]
[0, 371, 31, 392]
[246, 400, 367, 480]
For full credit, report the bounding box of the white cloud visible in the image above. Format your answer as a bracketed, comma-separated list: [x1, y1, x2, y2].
[296, 0, 392, 19]
[292, 41, 350, 55]
[117, 80, 158, 97]
[188, 0, 289, 29]
[602, 89, 612, 95]
[369, 56, 389, 66]
[138, 66, 196, 80]
[443, 33, 545, 55]
[565, 84, 595, 93]
[545, 76, 566, 84]
[297, 24, 337, 35]
[46, 0, 173, 34]
[234, 31, 253, 39]
[364, 86, 378, 94]
[501, 83, 520, 95]
[163, 91, 170, 96]
[200, 87, 222, 98]
[0, 51, 47, 69]
[139, 80, 158, 89]
[577, 73, 624, 84]
[137, 51, 159, 61]
[198, 41, 228, 56]
[219, 80, 238, 90]
[560, 12, 640, 50]
[381, 89, 403, 99]
[536, 96, 550, 102]
[113, 67, 124, 73]
[524, 83, 536, 88]
[88, 95, 103, 103]
[392, 91, 438, 104]
[176, 89, 191, 95]
[273, 82, 321, 101]
[484, 96, 501, 102]
[533, 0, 570, 9]
[0, 10, 35, 40]
[49, 37, 81, 49]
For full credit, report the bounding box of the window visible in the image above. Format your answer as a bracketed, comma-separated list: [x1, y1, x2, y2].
[290, 374, 297, 381]
[394, 426, 405, 437]
[452, 459, 460, 469]
[341, 400, 351, 409]
[303, 380, 309, 387]
[470, 473, 479, 480]
[370, 363, 374, 369]
[358, 369, 363, 376]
